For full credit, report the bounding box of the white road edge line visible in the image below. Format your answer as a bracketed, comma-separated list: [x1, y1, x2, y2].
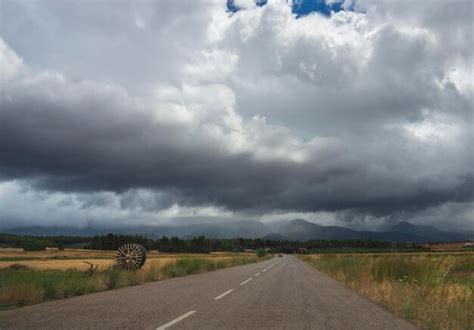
[240, 278, 253, 285]
[255, 272, 261, 276]
[156, 310, 196, 330]
[214, 289, 234, 300]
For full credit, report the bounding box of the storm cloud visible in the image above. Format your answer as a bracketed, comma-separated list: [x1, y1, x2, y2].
[0, 0, 472, 230]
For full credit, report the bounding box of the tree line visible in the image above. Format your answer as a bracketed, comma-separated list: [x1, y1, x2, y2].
[1, 232, 428, 253]
[89, 233, 415, 253]
[0, 233, 90, 251]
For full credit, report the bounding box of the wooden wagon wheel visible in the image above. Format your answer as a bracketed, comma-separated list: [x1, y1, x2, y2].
[116, 243, 147, 270]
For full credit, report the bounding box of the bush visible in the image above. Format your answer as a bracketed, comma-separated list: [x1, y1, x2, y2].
[23, 242, 46, 251]
[8, 263, 30, 271]
[256, 248, 267, 257]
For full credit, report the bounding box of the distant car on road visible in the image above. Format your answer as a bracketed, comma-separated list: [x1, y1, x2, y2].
[277, 254, 283, 257]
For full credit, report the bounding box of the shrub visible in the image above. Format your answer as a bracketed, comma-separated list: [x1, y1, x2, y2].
[256, 249, 267, 257]
[8, 263, 30, 271]
[23, 242, 46, 251]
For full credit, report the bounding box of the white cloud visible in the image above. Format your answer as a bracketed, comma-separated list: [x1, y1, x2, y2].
[0, 38, 23, 81]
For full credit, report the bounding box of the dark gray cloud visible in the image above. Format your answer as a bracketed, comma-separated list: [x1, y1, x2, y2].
[1, 73, 471, 214]
[0, 0, 472, 230]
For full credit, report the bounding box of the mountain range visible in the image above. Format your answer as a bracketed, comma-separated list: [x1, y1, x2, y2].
[268, 219, 472, 242]
[1, 219, 472, 242]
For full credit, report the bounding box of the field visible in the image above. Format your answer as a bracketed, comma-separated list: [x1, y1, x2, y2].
[300, 252, 474, 330]
[0, 248, 237, 271]
[0, 248, 266, 310]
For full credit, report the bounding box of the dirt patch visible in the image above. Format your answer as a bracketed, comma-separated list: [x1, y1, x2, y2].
[428, 242, 473, 251]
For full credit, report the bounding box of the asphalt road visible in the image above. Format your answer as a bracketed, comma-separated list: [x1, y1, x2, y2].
[0, 256, 417, 329]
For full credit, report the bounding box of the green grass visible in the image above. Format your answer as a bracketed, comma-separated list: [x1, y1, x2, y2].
[0, 267, 100, 308]
[161, 256, 260, 277]
[0, 257, 42, 262]
[0, 255, 269, 310]
[300, 253, 474, 330]
[311, 247, 428, 254]
[453, 261, 474, 272]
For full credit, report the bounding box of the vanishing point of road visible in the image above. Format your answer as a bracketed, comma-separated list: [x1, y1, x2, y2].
[0, 256, 417, 329]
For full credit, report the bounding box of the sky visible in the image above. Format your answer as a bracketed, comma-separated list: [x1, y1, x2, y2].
[0, 0, 473, 232]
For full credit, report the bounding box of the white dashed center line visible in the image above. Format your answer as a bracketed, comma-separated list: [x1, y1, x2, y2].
[240, 278, 253, 285]
[214, 289, 234, 300]
[255, 272, 261, 277]
[156, 310, 196, 330]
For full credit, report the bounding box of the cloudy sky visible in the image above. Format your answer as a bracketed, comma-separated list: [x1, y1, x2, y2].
[0, 0, 472, 231]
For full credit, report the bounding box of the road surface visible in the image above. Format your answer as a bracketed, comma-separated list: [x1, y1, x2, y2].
[0, 255, 417, 329]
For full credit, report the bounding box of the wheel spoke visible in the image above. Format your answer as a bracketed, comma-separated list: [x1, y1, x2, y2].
[115, 243, 147, 270]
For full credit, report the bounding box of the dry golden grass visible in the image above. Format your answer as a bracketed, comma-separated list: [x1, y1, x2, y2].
[0, 259, 114, 271]
[301, 253, 474, 330]
[0, 247, 243, 271]
[0, 283, 43, 307]
[0, 254, 237, 271]
[0, 247, 240, 259]
[0, 248, 116, 259]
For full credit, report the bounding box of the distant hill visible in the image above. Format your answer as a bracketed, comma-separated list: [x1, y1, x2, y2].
[275, 219, 362, 241]
[1, 219, 470, 242]
[271, 219, 469, 242]
[388, 221, 467, 242]
[261, 233, 288, 241]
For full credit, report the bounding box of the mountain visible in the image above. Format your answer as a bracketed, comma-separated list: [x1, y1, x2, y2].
[275, 219, 362, 241]
[389, 222, 467, 241]
[271, 219, 470, 242]
[261, 233, 288, 241]
[1, 219, 470, 242]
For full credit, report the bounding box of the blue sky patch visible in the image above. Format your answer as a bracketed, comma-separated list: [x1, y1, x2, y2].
[293, 0, 344, 17]
[227, 0, 268, 13]
[227, 0, 348, 17]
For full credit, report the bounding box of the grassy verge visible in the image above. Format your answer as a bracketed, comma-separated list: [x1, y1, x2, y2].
[0, 255, 269, 310]
[300, 253, 474, 330]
